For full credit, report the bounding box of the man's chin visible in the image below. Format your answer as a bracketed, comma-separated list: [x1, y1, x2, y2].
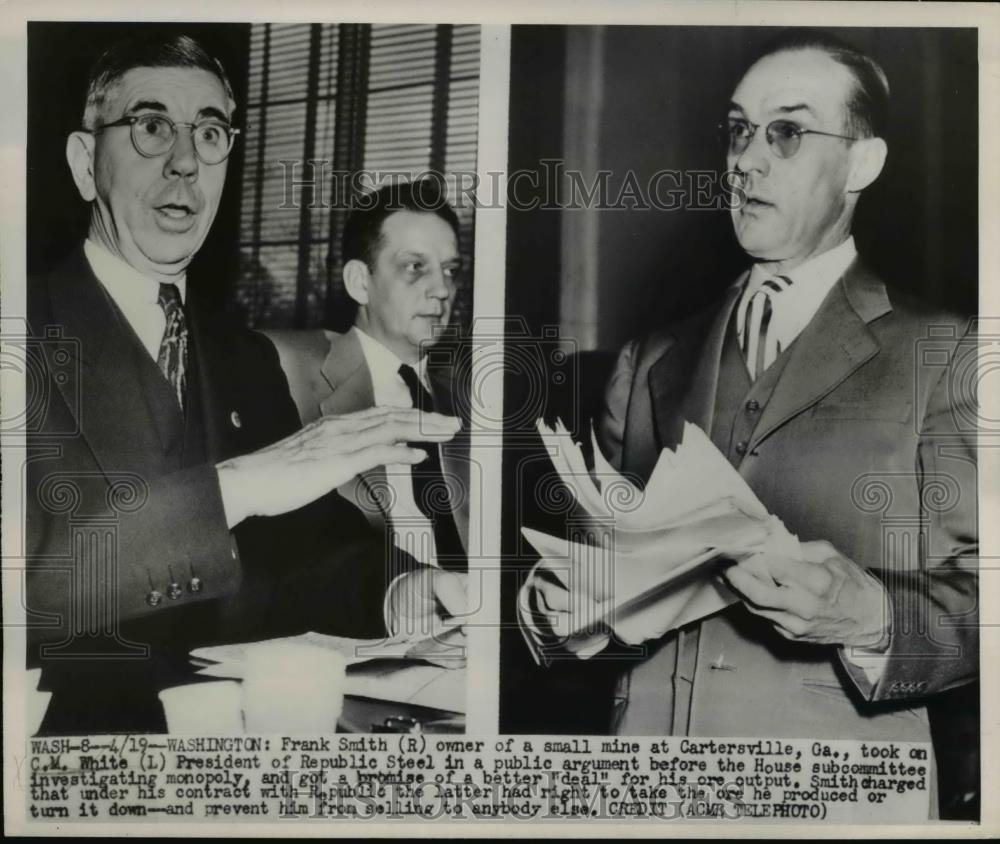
[734, 227, 785, 261]
[134, 235, 204, 271]
[411, 329, 451, 358]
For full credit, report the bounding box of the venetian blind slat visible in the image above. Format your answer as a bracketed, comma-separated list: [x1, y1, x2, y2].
[238, 23, 479, 329]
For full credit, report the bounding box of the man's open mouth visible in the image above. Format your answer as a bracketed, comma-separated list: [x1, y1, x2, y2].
[156, 203, 195, 218]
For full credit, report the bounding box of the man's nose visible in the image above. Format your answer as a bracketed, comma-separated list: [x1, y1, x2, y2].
[163, 127, 199, 180]
[427, 267, 454, 299]
[732, 125, 771, 177]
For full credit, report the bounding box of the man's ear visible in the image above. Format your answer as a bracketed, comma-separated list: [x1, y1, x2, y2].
[342, 259, 371, 306]
[66, 131, 97, 202]
[846, 136, 887, 193]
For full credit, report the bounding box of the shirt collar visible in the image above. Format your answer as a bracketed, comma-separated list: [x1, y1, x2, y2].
[353, 326, 428, 386]
[83, 238, 187, 306]
[745, 236, 857, 298]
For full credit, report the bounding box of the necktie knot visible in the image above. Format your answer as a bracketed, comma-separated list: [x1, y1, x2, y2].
[398, 363, 433, 412]
[157, 282, 183, 310]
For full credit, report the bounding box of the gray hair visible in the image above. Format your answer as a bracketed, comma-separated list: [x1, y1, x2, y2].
[82, 33, 235, 130]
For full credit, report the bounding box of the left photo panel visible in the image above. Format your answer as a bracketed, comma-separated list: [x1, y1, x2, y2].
[21, 20, 480, 738]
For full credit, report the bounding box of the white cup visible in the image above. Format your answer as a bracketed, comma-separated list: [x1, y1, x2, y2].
[158, 681, 244, 733]
[241, 642, 346, 734]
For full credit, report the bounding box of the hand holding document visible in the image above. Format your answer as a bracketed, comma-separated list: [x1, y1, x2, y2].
[520, 419, 800, 660]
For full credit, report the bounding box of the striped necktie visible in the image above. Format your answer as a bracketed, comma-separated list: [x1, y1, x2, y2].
[739, 275, 793, 380]
[156, 283, 188, 414]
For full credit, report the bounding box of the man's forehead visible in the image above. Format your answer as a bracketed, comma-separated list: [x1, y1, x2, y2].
[101, 65, 231, 118]
[730, 49, 852, 119]
[380, 209, 458, 254]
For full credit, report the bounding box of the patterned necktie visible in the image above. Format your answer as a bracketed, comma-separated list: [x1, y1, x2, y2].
[156, 283, 188, 414]
[398, 364, 466, 571]
[740, 275, 793, 380]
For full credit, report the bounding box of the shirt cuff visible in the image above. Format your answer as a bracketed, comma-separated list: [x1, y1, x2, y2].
[840, 584, 893, 688]
[383, 572, 412, 638]
[841, 643, 889, 686]
[517, 562, 611, 665]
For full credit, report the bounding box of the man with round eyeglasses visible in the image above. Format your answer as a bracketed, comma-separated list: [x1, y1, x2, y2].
[522, 27, 977, 815]
[27, 33, 464, 733]
[92, 112, 239, 164]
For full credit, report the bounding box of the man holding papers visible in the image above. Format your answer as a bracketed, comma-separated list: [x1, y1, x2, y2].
[521, 27, 977, 770]
[265, 180, 471, 578]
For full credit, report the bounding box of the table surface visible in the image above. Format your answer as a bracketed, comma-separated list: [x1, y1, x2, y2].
[339, 695, 464, 734]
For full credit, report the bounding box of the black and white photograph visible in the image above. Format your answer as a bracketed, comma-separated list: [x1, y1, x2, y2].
[20, 20, 480, 737]
[1, 0, 997, 837]
[501, 23, 980, 821]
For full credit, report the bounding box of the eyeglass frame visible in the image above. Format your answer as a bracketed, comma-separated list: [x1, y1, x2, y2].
[87, 113, 242, 165]
[719, 116, 859, 160]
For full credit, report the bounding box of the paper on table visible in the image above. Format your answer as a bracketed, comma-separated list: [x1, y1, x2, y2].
[191, 631, 438, 676]
[344, 663, 465, 714]
[191, 630, 461, 680]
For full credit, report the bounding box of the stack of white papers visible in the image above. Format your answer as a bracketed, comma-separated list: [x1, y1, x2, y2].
[190, 632, 466, 713]
[191, 632, 423, 675]
[522, 419, 800, 646]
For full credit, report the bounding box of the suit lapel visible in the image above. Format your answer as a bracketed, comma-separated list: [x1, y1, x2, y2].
[45, 249, 169, 481]
[317, 331, 388, 520]
[184, 295, 233, 461]
[649, 281, 744, 453]
[749, 259, 891, 451]
[318, 330, 375, 416]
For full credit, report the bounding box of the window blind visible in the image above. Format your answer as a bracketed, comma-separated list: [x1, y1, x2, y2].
[237, 23, 480, 330]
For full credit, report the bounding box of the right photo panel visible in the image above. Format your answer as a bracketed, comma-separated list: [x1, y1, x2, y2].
[499, 25, 979, 823]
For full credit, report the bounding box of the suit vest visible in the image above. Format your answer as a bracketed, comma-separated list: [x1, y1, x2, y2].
[613, 316, 796, 734]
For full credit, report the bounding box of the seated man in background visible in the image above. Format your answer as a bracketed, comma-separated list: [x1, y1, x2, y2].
[267, 180, 472, 595]
[26, 34, 462, 734]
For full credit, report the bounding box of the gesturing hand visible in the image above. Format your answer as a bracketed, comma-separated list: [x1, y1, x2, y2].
[216, 406, 461, 526]
[722, 540, 891, 649]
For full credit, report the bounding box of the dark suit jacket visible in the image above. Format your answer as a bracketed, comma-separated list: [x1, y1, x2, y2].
[26, 248, 400, 733]
[264, 328, 474, 559]
[597, 259, 977, 739]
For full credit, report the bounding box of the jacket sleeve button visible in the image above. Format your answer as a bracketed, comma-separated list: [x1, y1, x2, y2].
[188, 577, 203, 593]
[146, 589, 164, 607]
[167, 582, 183, 600]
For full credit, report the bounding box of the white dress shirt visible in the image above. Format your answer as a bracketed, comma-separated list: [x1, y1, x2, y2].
[84, 238, 186, 361]
[353, 327, 439, 568]
[736, 236, 857, 375]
